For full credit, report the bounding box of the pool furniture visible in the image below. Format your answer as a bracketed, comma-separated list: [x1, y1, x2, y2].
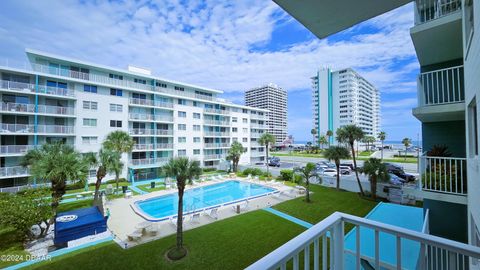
[232, 200, 249, 213]
[169, 216, 185, 227]
[229, 173, 236, 178]
[253, 176, 259, 182]
[124, 190, 132, 198]
[135, 221, 152, 234]
[127, 230, 142, 242]
[205, 207, 219, 220]
[145, 224, 159, 236]
[246, 174, 252, 181]
[295, 186, 306, 194]
[190, 212, 201, 223]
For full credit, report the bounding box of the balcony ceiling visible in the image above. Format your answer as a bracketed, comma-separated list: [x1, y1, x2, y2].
[410, 12, 463, 66]
[273, 0, 412, 39]
[412, 102, 465, 123]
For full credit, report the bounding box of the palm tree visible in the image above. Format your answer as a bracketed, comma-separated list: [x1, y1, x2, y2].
[226, 141, 246, 172]
[378, 131, 386, 160]
[84, 149, 119, 205]
[293, 162, 319, 203]
[259, 133, 276, 177]
[310, 128, 317, 146]
[323, 146, 351, 190]
[336, 125, 365, 196]
[163, 157, 201, 260]
[21, 143, 88, 214]
[102, 131, 134, 193]
[402, 137, 412, 160]
[361, 158, 390, 200]
[326, 130, 333, 146]
[318, 135, 328, 150]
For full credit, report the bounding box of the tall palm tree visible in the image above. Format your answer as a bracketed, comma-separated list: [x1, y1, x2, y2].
[84, 149, 119, 204]
[259, 133, 276, 177]
[402, 138, 412, 160]
[378, 131, 386, 160]
[361, 158, 390, 200]
[226, 141, 246, 172]
[326, 130, 333, 146]
[102, 131, 134, 193]
[163, 157, 201, 260]
[336, 125, 365, 196]
[293, 162, 319, 203]
[318, 135, 328, 150]
[21, 143, 88, 214]
[310, 128, 317, 146]
[323, 146, 351, 190]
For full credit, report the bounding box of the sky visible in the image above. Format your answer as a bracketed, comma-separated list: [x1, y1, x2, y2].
[0, 0, 421, 141]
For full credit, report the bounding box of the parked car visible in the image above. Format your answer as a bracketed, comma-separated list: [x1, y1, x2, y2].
[384, 163, 415, 182]
[389, 173, 406, 185]
[322, 168, 337, 177]
[339, 166, 351, 175]
[268, 157, 281, 167]
[340, 163, 355, 170]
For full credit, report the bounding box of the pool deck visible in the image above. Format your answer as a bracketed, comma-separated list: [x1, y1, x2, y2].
[107, 177, 302, 248]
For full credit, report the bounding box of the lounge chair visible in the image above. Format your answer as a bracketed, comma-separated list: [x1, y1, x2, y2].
[135, 221, 152, 235]
[145, 224, 159, 236]
[205, 207, 219, 220]
[190, 212, 201, 223]
[253, 176, 259, 182]
[127, 230, 142, 242]
[169, 216, 185, 227]
[232, 200, 249, 213]
[246, 174, 252, 181]
[218, 175, 226, 181]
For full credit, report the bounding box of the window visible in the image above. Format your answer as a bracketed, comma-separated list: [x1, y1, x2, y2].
[468, 98, 478, 157]
[178, 137, 186, 143]
[178, 124, 186, 131]
[109, 103, 123, 112]
[83, 101, 98, 110]
[243, 138, 248, 143]
[192, 125, 200, 131]
[465, 0, 475, 54]
[193, 101, 199, 107]
[155, 82, 167, 88]
[178, 111, 187, 118]
[232, 117, 237, 123]
[109, 74, 123, 80]
[88, 169, 97, 178]
[232, 138, 238, 142]
[193, 149, 200, 155]
[110, 88, 123, 96]
[82, 136, 98, 144]
[242, 109, 248, 113]
[175, 86, 185, 91]
[243, 128, 248, 133]
[134, 78, 147, 84]
[242, 118, 248, 123]
[178, 99, 186, 105]
[83, 118, 97, 127]
[193, 113, 201, 119]
[232, 127, 238, 133]
[178, 149, 186, 156]
[193, 137, 201, 143]
[110, 120, 122, 128]
[84, 85, 97, 93]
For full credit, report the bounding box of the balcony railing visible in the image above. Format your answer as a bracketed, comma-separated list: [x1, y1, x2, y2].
[204, 131, 231, 137]
[418, 66, 464, 106]
[129, 98, 174, 109]
[204, 143, 230, 148]
[203, 108, 230, 115]
[37, 85, 75, 97]
[0, 166, 30, 178]
[414, 0, 462, 25]
[420, 155, 467, 195]
[128, 113, 174, 122]
[203, 119, 230, 126]
[130, 158, 169, 166]
[248, 212, 480, 270]
[250, 124, 267, 129]
[38, 104, 75, 115]
[132, 143, 174, 151]
[251, 132, 264, 138]
[204, 154, 226, 160]
[0, 145, 35, 155]
[128, 128, 173, 136]
[37, 125, 75, 134]
[0, 80, 75, 97]
[0, 124, 35, 134]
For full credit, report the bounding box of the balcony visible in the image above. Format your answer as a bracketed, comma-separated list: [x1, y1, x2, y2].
[250, 123, 267, 129]
[0, 166, 30, 179]
[0, 80, 75, 98]
[250, 151, 265, 157]
[203, 108, 230, 115]
[204, 154, 226, 160]
[37, 125, 75, 135]
[129, 98, 174, 109]
[419, 155, 467, 196]
[203, 119, 230, 126]
[414, 0, 461, 25]
[0, 145, 35, 156]
[248, 211, 480, 270]
[251, 132, 264, 138]
[132, 143, 174, 151]
[129, 157, 169, 167]
[413, 66, 464, 122]
[204, 131, 231, 137]
[0, 123, 35, 134]
[128, 128, 173, 136]
[204, 143, 230, 149]
[128, 113, 174, 122]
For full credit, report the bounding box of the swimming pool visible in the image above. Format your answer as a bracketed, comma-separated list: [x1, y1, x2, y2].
[132, 180, 277, 221]
[344, 202, 425, 269]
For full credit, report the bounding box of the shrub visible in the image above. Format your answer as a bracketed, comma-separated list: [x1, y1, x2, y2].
[279, 169, 294, 181]
[293, 174, 303, 184]
[105, 178, 128, 184]
[202, 167, 216, 173]
[242, 168, 263, 176]
[262, 171, 272, 178]
[66, 181, 86, 191]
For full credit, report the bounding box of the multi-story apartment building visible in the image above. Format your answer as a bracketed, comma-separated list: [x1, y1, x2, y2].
[312, 68, 380, 144]
[245, 83, 288, 144]
[0, 49, 267, 188]
[248, 0, 480, 269]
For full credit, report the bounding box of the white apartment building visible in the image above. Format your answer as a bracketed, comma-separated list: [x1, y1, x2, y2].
[0, 49, 267, 188]
[311, 68, 380, 144]
[245, 83, 288, 144]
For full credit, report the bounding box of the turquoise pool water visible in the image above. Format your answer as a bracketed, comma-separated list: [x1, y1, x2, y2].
[133, 180, 276, 221]
[344, 202, 424, 270]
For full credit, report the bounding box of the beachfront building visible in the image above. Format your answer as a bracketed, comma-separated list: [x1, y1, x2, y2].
[248, 0, 480, 269]
[311, 67, 380, 144]
[245, 83, 288, 144]
[0, 49, 267, 188]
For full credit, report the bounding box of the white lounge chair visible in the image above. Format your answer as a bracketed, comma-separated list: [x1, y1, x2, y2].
[145, 223, 159, 236]
[169, 216, 185, 227]
[190, 212, 201, 223]
[232, 200, 249, 213]
[253, 176, 259, 182]
[246, 174, 252, 181]
[127, 230, 142, 242]
[218, 175, 226, 181]
[205, 207, 219, 220]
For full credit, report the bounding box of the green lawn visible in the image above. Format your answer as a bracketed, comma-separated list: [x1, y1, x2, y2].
[358, 151, 374, 156]
[272, 152, 324, 158]
[357, 156, 418, 164]
[136, 183, 166, 193]
[0, 227, 30, 268]
[65, 181, 130, 194]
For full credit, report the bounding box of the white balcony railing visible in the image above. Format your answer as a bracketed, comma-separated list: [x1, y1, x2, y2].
[414, 0, 462, 25]
[37, 85, 75, 97]
[248, 212, 480, 270]
[418, 66, 464, 106]
[419, 155, 467, 195]
[0, 103, 35, 113]
[203, 119, 230, 126]
[128, 128, 173, 136]
[203, 108, 230, 115]
[204, 143, 230, 148]
[128, 113, 174, 122]
[37, 125, 75, 134]
[129, 158, 169, 166]
[0, 145, 35, 155]
[0, 80, 75, 97]
[250, 124, 267, 129]
[133, 143, 174, 151]
[204, 131, 231, 137]
[0, 166, 30, 178]
[129, 98, 174, 109]
[0, 124, 35, 133]
[204, 154, 226, 160]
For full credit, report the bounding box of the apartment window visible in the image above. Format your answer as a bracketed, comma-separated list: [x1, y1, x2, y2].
[242, 118, 248, 123]
[109, 104, 123, 112]
[82, 136, 98, 144]
[193, 113, 201, 119]
[193, 149, 200, 155]
[178, 99, 186, 105]
[110, 120, 122, 128]
[232, 117, 237, 123]
[178, 149, 186, 156]
[83, 118, 97, 127]
[83, 85, 97, 93]
[193, 125, 201, 131]
[155, 82, 167, 88]
[243, 138, 248, 143]
[243, 128, 248, 133]
[193, 137, 200, 143]
[83, 101, 98, 110]
[232, 127, 238, 133]
[178, 124, 186, 131]
[465, 0, 474, 54]
[109, 74, 123, 80]
[174, 86, 185, 91]
[110, 88, 123, 96]
[193, 101, 199, 107]
[468, 98, 478, 157]
[134, 78, 147, 84]
[242, 109, 248, 113]
[178, 137, 186, 143]
[88, 169, 97, 178]
[232, 138, 238, 142]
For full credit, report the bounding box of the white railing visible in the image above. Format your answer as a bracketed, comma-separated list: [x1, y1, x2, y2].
[0, 80, 75, 97]
[251, 114, 267, 120]
[414, 0, 462, 25]
[129, 158, 169, 166]
[419, 155, 467, 195]
[247, 212, 480, 270]
[37, 104, 75, 115]
[37, 125, 75, 134]
[128, 113, 174, 122]
[129, 98, 174, 109]
[203, 154, 226, 160]
[204, 143, 230, 148]
[203, 119, 230, 126]
[251, 132, 264, 138]
[37, 85, 75, 97]
[250, 151, 266, 157]
[203, 108, 230, 115]
[250, 124, 267, 129]
[418, 66, 464, 106]
[0, 123, 35, 133]
[0, 166, 30, 178]
[204, 131, 231, 137]
[0, 145, 35, 155]
[0, 103, 35, 113]
[128, 128, 173, 136]
[133, 143, 174, 151]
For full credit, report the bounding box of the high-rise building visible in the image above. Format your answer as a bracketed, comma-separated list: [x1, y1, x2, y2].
[245, 83, 287, 144]
[0, 49, 268, 188]
[311, 68, 380, 144]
